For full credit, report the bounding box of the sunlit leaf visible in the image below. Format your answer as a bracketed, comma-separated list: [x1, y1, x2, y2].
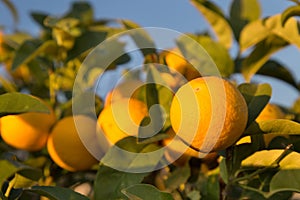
[257, 60, 298, 89]
[2, 32, 32, 49]
[191, 0, 233, 49]
[27, 186, 89, 200]
[281, 5, 300, 26]
[244, 119, 300, 136]
[191, 35, 234, 77]
[238, 83, 272, 127]
[120, 20, 156, 56]
[122, 184, 174, 200]
[229, 0, 261, 40]
[11, 39, 57, 71]
[0, 92, 50, 117]
[241, 35, 288, 82]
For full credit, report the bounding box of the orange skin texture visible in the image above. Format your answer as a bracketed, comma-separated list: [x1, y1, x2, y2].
[98, 98, 149, 144]
[47, 115, 100, 172]
[1, 109, 56, 151]
[170, 76, 248, 154]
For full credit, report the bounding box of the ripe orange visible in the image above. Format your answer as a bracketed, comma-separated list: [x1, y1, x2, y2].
[169, 76, 248, 156]
[164, 48, 201, 81]
[47, 115, 100, 171]
[1, 104, 56, 151]
[98, 98, 148, 144]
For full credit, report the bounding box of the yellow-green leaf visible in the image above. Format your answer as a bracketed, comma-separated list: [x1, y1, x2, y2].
[281, 5, 300, 26]
[190, 0, 233, 49]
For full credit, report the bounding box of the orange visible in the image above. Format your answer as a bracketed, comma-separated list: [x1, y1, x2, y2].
[169, 76, 248, 156]
[164, 48, 201, 81]
[1, 104, 56, 151]
[47, 115, 100, 171]
[98, 98, 148, 144]
[104, 79, 143, 107]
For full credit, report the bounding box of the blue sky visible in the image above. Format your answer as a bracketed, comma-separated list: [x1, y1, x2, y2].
[0, 0, 299, 107]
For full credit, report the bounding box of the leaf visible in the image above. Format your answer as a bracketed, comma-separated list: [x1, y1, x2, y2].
[238, 83, 272, 127]
[241, 35, 288, 82]
[191, 35, 234, 77]
[269, 169, 300, 194]
[122, 184, 174, 200]
[164, 164, 190, 190]
[1, 0, 19, 24]
[244, 119, 300, 136]
[64, 2, 93, 24]
[67, 31, 107, 61]
[27, 186, 89, 200]
[100, 137, 164, 173]
[281, 5, 300, 26]
[120, 20, 156, 56]
[0, 92, 50, 117]
[239, 20, 270, 52]
[94, 165, 147, 200]
[11, 39, 57, 70]
[0, 160, 18, 187]
[176, 35, 222, 77]
[191, 0, 233, 49]
[229, 0, 261, 40]
[30, 12, 49, 29]
[256, 60, 298, 89]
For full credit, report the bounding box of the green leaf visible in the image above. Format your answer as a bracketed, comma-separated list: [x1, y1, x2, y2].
[27, 186, 89, 200]
[164, 164, 190, 190]
[281, 5, 300, 26]
[270, 169, 300, 194]
[94, 165, 147, 200]
[191, 35, 234, 77]
[256, 60, 298, 89]
[100, 137, 164, 173]
[238, 83, 272, 127]
[244, 119, 300, 136]
[241, 35, 288, 82]
[190, 0, 233, 49]
[30, 12, 49, 29]
[229, 0, 261, 40]
[122, 184, 174, 200]
[1, 0, 19, 24]
[2, 32, 32, 49]
[120, 20, 156, 56]
[11, 39, 57, 71]
[0, 160, 18, 187]
[67, 31, 107, 61]
[239, 20, 270, 52]
[64, 2, 93, 24]
[0, 92, 50, 117]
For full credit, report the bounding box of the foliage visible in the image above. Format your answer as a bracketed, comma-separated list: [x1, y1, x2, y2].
[0, 0, 300, 199]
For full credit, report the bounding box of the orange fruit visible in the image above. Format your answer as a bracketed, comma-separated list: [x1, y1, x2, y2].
[98, 98, 148, 144]
[164, 48, 201, 81]
[1, 104, 56, 151]
[169, 76, 248, 156]
[47, 115, 100, 171]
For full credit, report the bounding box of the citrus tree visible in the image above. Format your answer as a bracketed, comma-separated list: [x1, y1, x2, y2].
[1, 0, 300, 199]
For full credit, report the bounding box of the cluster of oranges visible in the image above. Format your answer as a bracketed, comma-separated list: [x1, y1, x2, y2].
[0, 48, 285, 171]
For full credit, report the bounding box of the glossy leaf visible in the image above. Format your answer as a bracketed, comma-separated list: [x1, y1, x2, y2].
[257, 60, 298, 89]
[193, 35, 234, 77]
[164, 164, 190, 190]
[281, 5, 300, 26]
[120, 20, 156, 56]
[11, 39, 57, 70]
[122, 184, 174, 200]
[94, 165, 148, 200]
[245, 119, 300, 136]
[67, 31, 107, 61]
[27, 186, 89, 200]
[229, 0, 261, 40]
[0, 92, 50, 117]
[241, 35, 288, 82]
[238, 83, 272, 127]
[191, 0, 233, 49]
